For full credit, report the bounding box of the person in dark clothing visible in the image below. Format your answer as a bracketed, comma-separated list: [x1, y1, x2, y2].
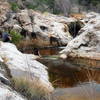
[20, 28, 28, 37]
[0, 31, 2, 38]
[50, 36, 60, 46]
[2, 32, 11, 42]
[33, 48, 41, 56]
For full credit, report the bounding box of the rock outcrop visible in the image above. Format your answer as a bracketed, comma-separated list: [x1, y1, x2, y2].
[60, 12, 100, 60]
[0, 1, 11, 26]
[0, 41, 54, 97]
[0, 1, 74, 47]
[0, 59, 27, 100]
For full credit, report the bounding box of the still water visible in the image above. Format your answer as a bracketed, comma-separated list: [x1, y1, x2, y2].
[20, 47, 100, 100]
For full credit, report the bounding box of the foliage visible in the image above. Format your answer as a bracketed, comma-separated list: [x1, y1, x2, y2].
[9, 30, 23, 44]
[27, 3, 38, 9]
[10, 2, 19, 12]
[9, 0, 100, 14]
[91, 0, 100, 6]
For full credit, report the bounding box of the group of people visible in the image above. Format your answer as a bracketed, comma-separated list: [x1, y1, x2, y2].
[0, 30, 12, 42]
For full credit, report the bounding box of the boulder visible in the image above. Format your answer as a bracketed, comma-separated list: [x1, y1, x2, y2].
[0, 41, 54, 96]
[29, 10, 73, 46]
[0, 61, 27, 100]
[60, 12, 100, 60]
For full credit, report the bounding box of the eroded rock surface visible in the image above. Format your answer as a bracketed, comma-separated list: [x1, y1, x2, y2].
[60, 12, 100, 60]
[0, 4, 74, 46]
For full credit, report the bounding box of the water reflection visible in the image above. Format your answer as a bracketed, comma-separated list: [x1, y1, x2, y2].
[51, 82, 100, 100]
[19, 46, 100, 99]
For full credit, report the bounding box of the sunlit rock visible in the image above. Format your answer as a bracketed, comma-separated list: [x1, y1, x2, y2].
[17, 10, 33, 32]
[60, 12, 100, 60]
[0, 1, 11, 26]
[0, 60, 27, 100]
[28, 10, 73, 46]
[0, 41, 54, 96]
[0, 83, 27, 100]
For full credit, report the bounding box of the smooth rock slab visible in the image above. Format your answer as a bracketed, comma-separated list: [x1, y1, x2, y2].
[0, 41, 54, 95]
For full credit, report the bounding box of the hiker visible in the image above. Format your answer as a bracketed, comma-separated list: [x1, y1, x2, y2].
[33, 48, 41, 56]
[20, 28, 28, 37]
[0, 31, 2, 39]
[2, 31, 12, 42]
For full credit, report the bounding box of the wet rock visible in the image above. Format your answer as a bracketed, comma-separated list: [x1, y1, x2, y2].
[0, 41, 54, 96]
[60, 12, 100, 60]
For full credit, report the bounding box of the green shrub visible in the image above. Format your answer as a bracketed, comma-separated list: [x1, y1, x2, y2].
[10, 2, 19, 12]
[9, 30, 23, 44]
[27, 4, 37, 10]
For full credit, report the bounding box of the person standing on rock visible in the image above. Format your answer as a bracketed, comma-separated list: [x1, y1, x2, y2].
[33, 48, 41, 57]
[0, 30, 12, 42]
[0, 30, 2, 41]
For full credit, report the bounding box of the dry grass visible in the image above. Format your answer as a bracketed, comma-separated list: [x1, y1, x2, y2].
[12, 77, 53, 100]
[70, 13, 86, 20]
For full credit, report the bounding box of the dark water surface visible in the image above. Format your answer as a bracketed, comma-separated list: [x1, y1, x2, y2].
[37, 48, 100, 100]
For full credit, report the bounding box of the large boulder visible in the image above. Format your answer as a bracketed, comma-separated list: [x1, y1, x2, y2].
[0, 41, 54, 97]
[29, 10, 73, 46]
[0, 60, 27, 100]
[60, 12, 100, 60]
[0, 8, 74, 47]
